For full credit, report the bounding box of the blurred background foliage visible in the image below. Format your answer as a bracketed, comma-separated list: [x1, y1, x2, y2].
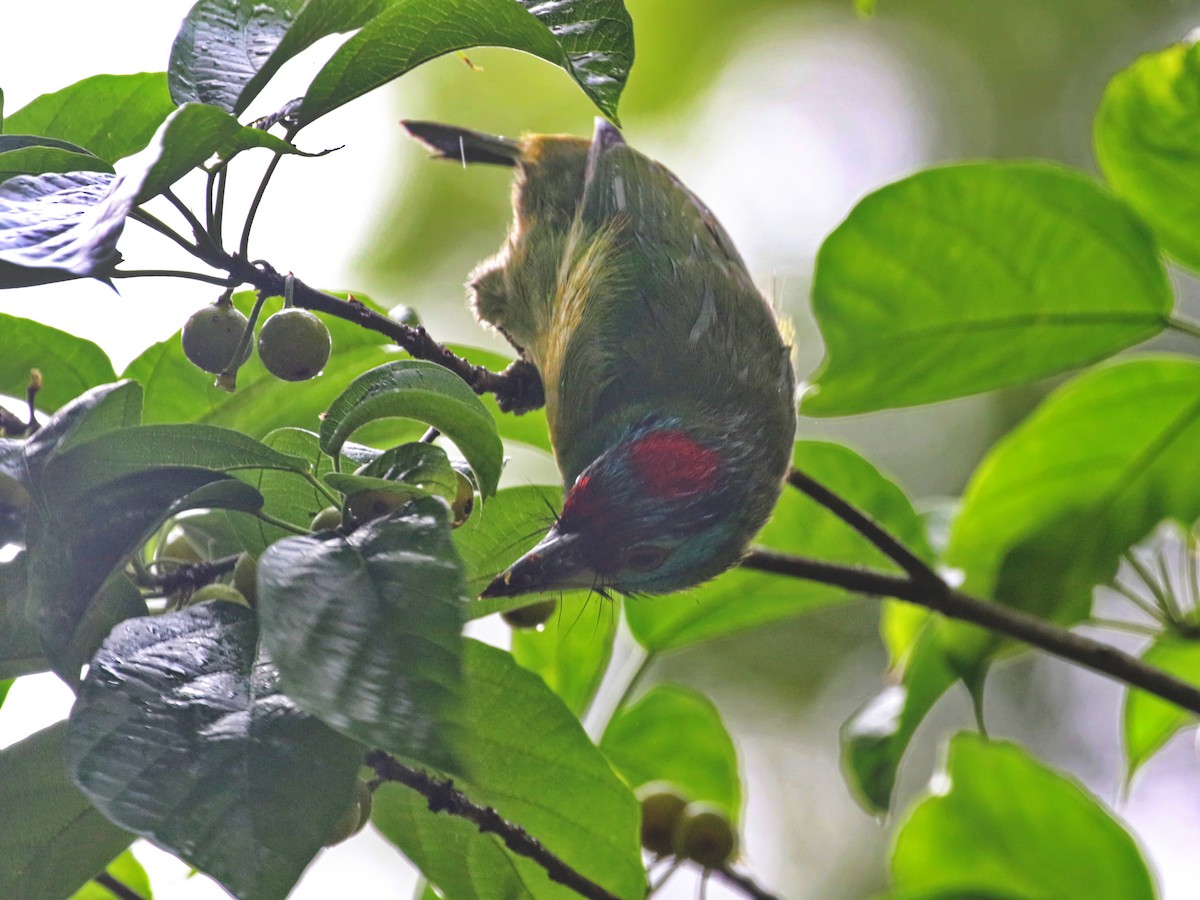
[356, 1, 1200, 895]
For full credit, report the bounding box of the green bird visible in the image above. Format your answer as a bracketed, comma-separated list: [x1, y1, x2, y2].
[404, 119, 796, 597]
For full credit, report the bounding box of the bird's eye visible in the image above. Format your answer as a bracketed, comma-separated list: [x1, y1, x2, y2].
[623, 545, 669, 571]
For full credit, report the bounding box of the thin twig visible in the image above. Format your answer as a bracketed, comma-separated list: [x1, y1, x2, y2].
[366, 751, 620, 900]
[111, 269, 239, 286]
[128, 209, 204, 258]
[163, 187, 218, 255]
[713, 865, 781, 900]
[740, 548, 1200, 715]
[93, 871, 146, 900]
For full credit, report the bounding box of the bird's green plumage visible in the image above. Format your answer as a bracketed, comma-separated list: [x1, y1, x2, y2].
[405, 119, 796, 595]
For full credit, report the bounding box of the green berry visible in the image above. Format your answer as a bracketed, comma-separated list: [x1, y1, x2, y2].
[636, 783, 689, 856]
[232, 552, 258, 605]
[188, 584, 250, 608]
[324, 779, 373, 846]
[502, 599, 557, 629]
[674, 802, 737, 868]
[182, 304, 252, 374]
[258, 309, 332, 381]
[451, 471, 475, 527]
[310, 506, 343, 532]
[343, 490, 415, 528]
[389, 305, 422, 327]
[157, 531, 202, 565]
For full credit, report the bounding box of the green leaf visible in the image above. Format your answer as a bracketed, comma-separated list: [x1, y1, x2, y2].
[600, 683, 741, 819]
[890, 733, 1156, 900]
[355, 442, 458, 501]
[258, 496, 466, 771]
[1124, 635, 1200, 780]
[448, 345, 551, 453]
[320, 359, 503, 498]
[510, 592, 617, 716]
[26, 381, 143, 467]
[0, 137, 112, 182]
[4, 72, 175, 163]
[0, 722, 134, 900]
[170, 0, 386, 114]
[69, 849, 153, 900]
[451, 484, 559, 604]
[802, 163, 1170, 415]
[373, 640, 644, 900]
[297, 0, 633, 125]
[0, 314, 116, 411]
[0, 171, 131, 285]
[66, 602, 365, 900]
[626, 441, 931, 652]
[943, 356, 1200, 668]
[1096, 41, 1200, 272]
[841, 627, 958, 813]
[0, 553, 46, 679]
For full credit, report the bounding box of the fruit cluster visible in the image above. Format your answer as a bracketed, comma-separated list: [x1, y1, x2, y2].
[181, 300, 332, 383]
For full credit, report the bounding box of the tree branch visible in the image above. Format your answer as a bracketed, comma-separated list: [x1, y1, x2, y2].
[366, 751, 621, 900]
[714, 864, 781, 900]
[740, 548, 1200, 715]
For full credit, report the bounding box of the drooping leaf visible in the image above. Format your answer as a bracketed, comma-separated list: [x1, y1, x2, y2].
[0, 553, 45, 680]
[4, 72, 175, 163]
[66, 602, 365, 900]
[449, 345, 551, 454]
[355, 442, 458, 501]
[890, 733, 1156, 900]
[0, 722, 134, 900]
[0, 314, 116, 411]
[0, 136, 111, 182]
[373, 640, 644, 900]
[1095, 41, 1200, 272]
[802, 163, 1169, 415]
[600, 683, 741, 819]
[258, 496, 466, 771]
[1123, 635, 1200, 781]
[626, 441, 931, 652]
[170, 0, 386, 114]
[510, 591, 617, 717]
[320, 359, 503, 498]
[297, 0, 633, 125]
[942, 356, 1200, 670]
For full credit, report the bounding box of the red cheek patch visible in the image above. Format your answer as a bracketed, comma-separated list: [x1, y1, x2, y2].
[628, 430, 719, 498]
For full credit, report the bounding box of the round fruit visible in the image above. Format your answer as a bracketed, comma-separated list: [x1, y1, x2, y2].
[343, 490, 415, 528]
[674, 802, 737, 869]
[324, 779, 373, 846]
[182, 304, 252, 374]
[257, 309, 332, 381]
[636, 783, 689, 856]
[157, 531, 203, 565]
[389, 305, 421, 327]
[451, 471, 475, 527]
[310, 506, 343, 532]
[502, 599, 557, 629]
[188, 584, 250, 608]
[232, 552, 258, 605]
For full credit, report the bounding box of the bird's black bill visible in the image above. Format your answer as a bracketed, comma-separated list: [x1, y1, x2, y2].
[479, 529, 593, 598]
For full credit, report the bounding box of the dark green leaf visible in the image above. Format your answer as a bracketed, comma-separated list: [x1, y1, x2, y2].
[0, 553, 47, 682]
[320, 359, 503, 498]
[171, 0, 386, 114]
[298, 0, 633, 125]
[66, 602, 364, 900]
[451, 484, 559, 604]
[69, 849, 153, 900]
[373, 640, 644, 900]
[258, 496, 466, 771]
[626, 441, 931, 652]
[1124, 635, 1200, 780]
[0, 722, 133, 900]
[0, 137, 111, 182]
[0, 171, 131, 285]
[943, 356, 1200, 669]
[0, 314, 116, 411]
[1096, 41, 1200, 272]
[601, 683, 741, 818]
[890, 733, 1156, 899]
[4, 73, 175, 163]
[355, 442, 458, 500]
[510, 592, 617, 716]
[802, 163, 1169, 415]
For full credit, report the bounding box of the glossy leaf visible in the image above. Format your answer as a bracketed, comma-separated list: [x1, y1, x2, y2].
[626, 441, 931, 652]
[802, 163, 1169, 415]
[1096, 41, 1200, 271]
[1124, 636, 1200, 780]
[297, 0, 633, 125]
[0, 722, 133, 900]
[943, 357, 1200, 668]
[890, 733, 1156, 900]
[0, 171, 131, 285]
[4, 72, 174, 163]
[601, 683, 741, 819]
[373, 640, 644, 900]
[66, 602, 365, 900]
[320, 360, 503, 498]
[258, 496, 466, 771]
[510, 592, 617, 716]
[0, 314, 116, 411]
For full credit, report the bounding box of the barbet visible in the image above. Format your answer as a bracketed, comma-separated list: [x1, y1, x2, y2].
[404, 119, 796, 597]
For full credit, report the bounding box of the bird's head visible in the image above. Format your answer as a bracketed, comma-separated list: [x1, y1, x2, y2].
[483, 419, 773, 598]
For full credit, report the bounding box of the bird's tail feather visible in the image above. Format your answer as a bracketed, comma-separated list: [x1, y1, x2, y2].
[401, 120, 522, 167]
